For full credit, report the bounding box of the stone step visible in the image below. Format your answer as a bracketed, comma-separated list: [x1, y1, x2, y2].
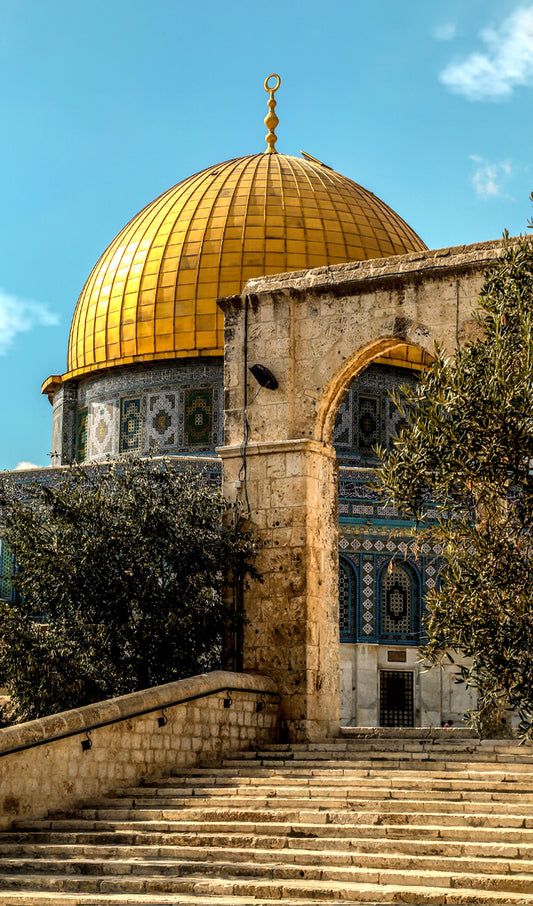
[0, 833, 533, 856]
[11, 818, 533, 844]
[3, 856, 533, 895]
[5, 829, 533, 858]
[274, 736, 482, 745]
[184, 760, 531, 772]
[339, 728, 480, 739]
[4, 734, 533, 906]
[254, 742, 533, 757]
[2, 871, 533, 903]
[0, 890, 532, 906]
[267, 737, 527, 748]
[170, 764, 533, 782]
[123, 778, 533, 794]
[223, 756, 533, 771]
[49, 804, 533, 828]
[80, 794, 533, 814]
[252, 768, 533, 784]
[142, 774, 533, 793]
[0, 896, 420, 906]
[4, 848, 533, 879]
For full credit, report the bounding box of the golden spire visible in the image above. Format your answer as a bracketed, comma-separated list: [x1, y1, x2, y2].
[264, 73, 280, 153]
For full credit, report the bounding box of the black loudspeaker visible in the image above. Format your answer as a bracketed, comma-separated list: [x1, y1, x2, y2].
[249, 364, 278, 390]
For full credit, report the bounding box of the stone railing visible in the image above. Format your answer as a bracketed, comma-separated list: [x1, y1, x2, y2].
[0, 670, 279, 830]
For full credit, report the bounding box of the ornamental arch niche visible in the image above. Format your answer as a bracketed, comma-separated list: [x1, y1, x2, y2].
[217, 240, 503, 742]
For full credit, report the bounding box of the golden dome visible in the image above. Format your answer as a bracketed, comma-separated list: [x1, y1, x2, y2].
[59, 152, 426, 385]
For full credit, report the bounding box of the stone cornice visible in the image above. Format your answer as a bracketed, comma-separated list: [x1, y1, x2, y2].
[217, 238, 507, 312]
[217, 439, 337, 460]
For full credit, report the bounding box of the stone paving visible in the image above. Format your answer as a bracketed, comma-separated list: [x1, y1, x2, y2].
[1, 729, 533, 904]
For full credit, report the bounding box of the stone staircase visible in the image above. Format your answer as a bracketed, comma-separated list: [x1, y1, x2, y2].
[2, 729, 533, 904]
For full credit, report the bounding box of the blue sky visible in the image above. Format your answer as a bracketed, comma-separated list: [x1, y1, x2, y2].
[1, 0, 532, 470]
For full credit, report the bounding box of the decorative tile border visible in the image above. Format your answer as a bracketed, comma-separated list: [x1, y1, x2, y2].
[147, 392, 178, 451]
[89, 401, 117, 460]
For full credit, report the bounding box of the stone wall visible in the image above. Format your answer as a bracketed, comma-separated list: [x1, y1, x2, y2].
[0, 671, 278, 831]
[339, 643, 476, 727]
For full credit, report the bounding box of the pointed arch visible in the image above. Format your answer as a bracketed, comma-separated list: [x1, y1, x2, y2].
[317, 338, 435, 445]
[377, 559, 421, 643]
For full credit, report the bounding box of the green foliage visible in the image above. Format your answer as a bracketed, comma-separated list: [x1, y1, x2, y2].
[0, 457, 256, 723]
[376, 222, 533, 738]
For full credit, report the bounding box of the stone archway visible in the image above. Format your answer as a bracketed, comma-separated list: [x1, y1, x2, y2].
[217, 240, 502, 741]
[318, 338, 433, 445]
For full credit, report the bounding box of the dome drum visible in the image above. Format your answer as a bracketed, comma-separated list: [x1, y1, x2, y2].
[50, 360, 224, 466]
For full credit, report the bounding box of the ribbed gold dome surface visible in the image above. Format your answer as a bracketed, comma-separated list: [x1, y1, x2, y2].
[65, 153, 426, 379]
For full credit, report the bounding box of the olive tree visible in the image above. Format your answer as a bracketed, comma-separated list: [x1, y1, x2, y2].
[0, 457, 256, 722]
[376, 224, 533, 737]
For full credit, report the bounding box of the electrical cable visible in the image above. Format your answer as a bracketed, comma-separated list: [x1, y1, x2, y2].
[239, 296, 252, 517]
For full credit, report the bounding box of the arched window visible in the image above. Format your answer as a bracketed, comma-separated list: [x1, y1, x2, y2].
[378, 560, 420, 642]
[338, 556, 357, 641]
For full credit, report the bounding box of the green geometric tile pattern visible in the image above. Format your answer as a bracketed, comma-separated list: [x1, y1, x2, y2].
[184, 389, 212, 447]
[120, 398, 143, 453]
[0, 537, 13, 601]
[76, 408, 88, 462]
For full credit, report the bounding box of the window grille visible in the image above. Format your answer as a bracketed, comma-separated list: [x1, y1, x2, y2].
[380, 670, 414, 726]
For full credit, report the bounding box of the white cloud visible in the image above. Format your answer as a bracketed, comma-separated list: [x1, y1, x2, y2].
[0, 288, 59, 355]
[433, 23, 457, 42]
[470, 155, 512, 198]
[14, 461, 43, 471]
[440, 5, 533, 100]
